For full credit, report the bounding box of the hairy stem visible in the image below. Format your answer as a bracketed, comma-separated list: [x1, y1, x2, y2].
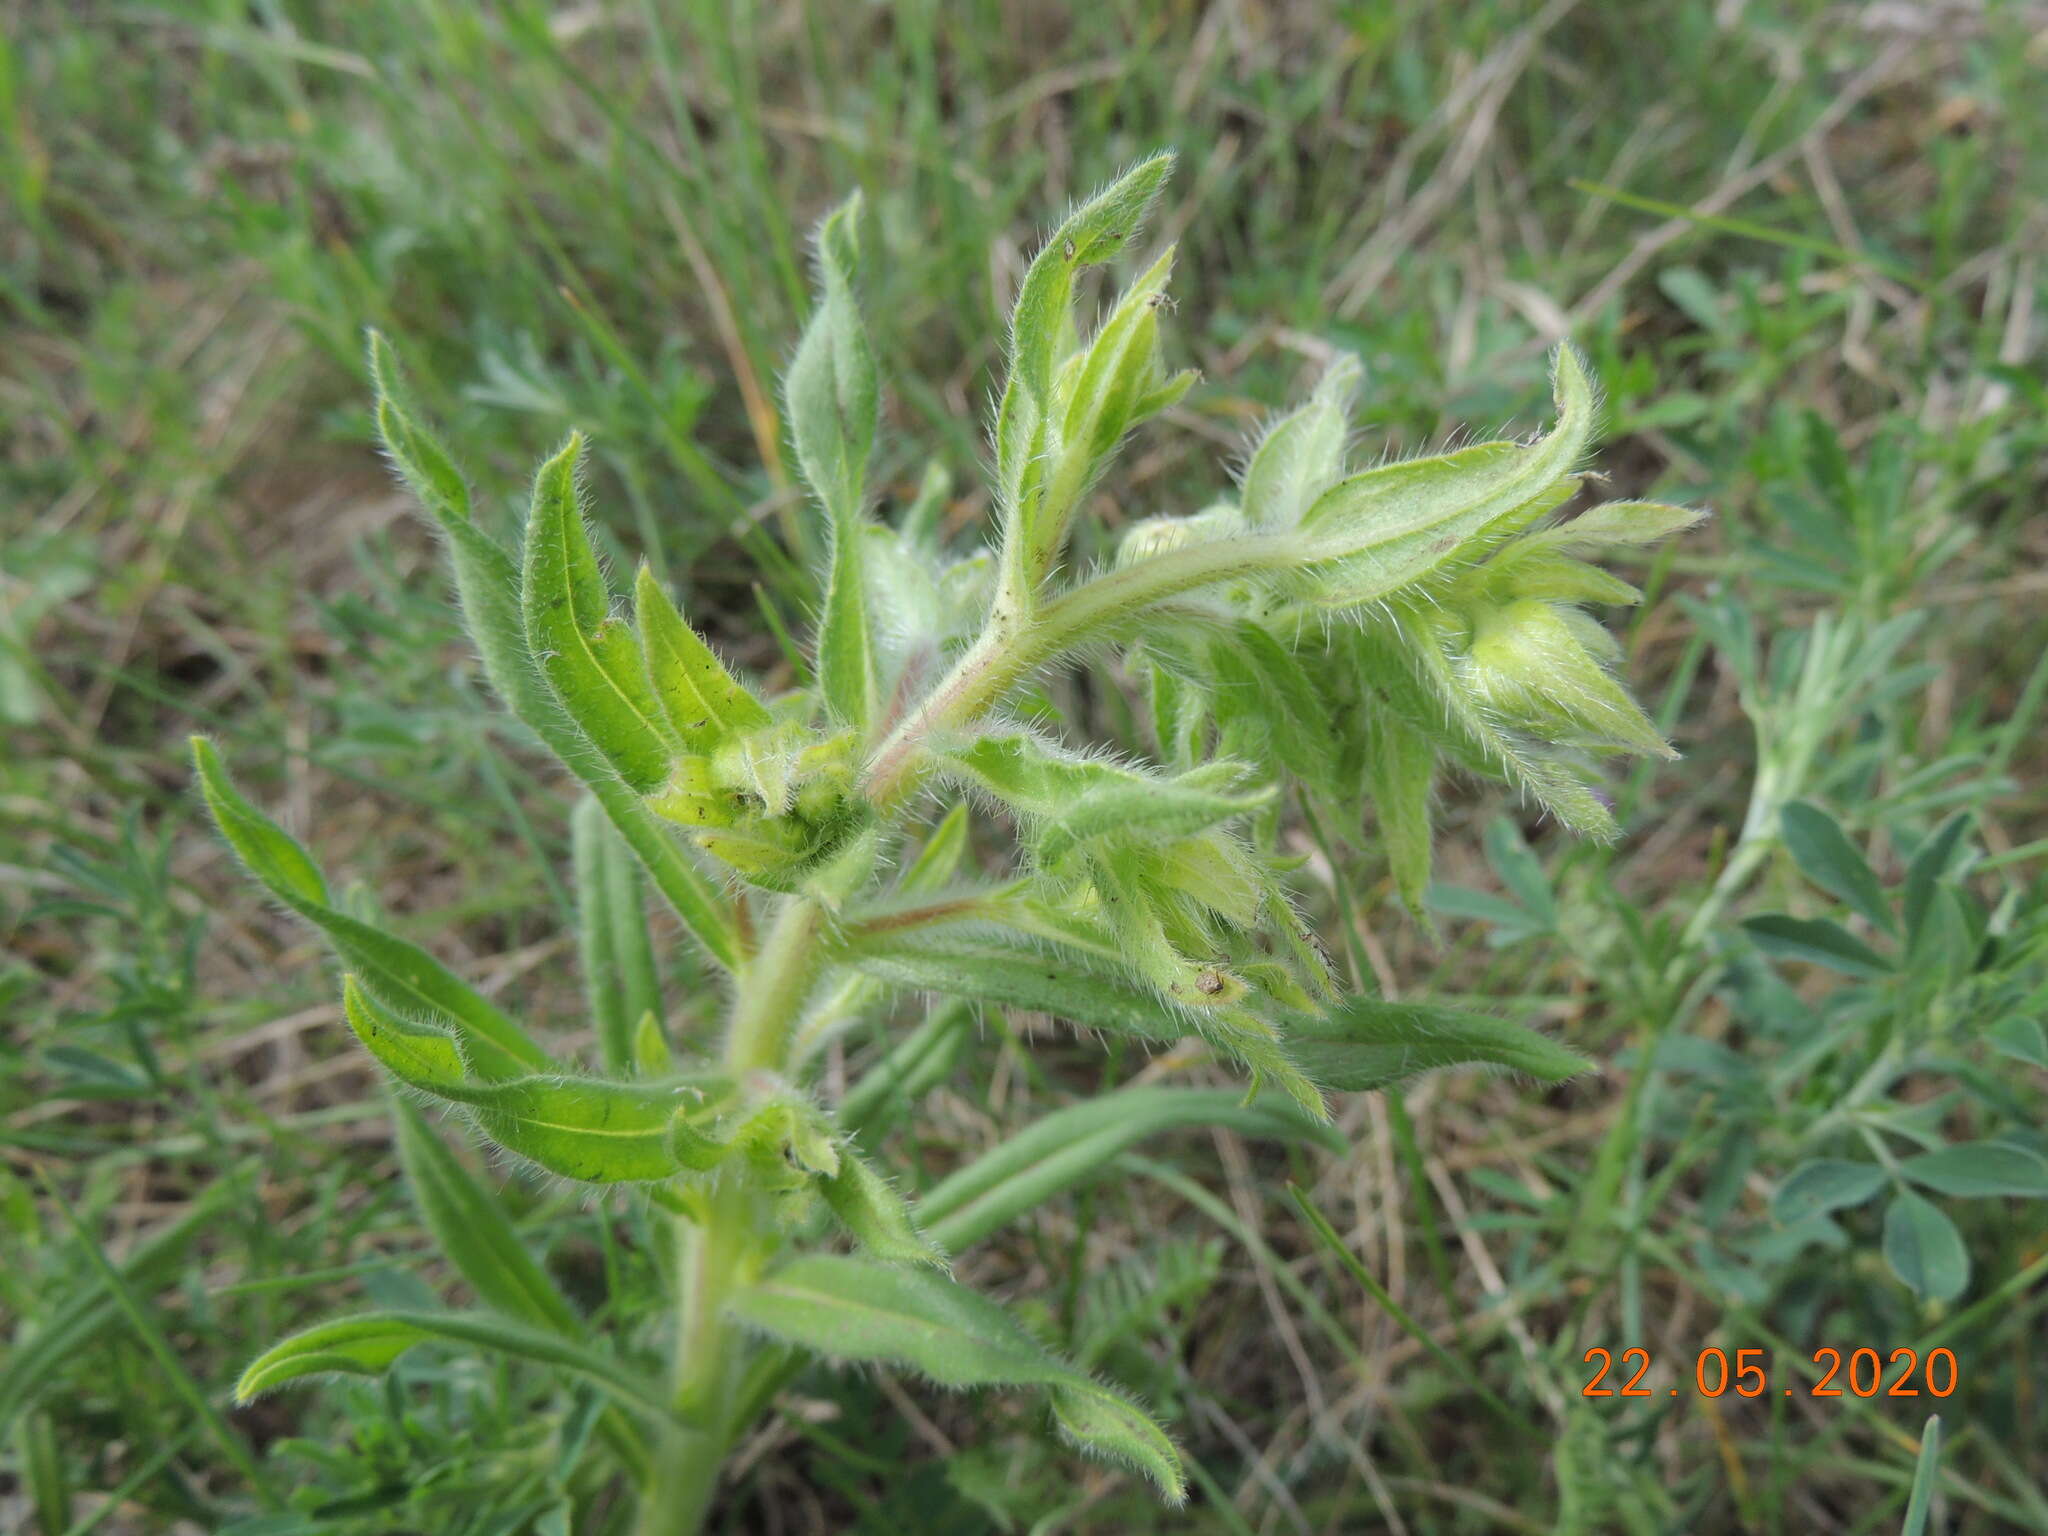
[636, 892, 830, 1534]
[724, 895, 829, 1073]
[862, 531, 1305, 807]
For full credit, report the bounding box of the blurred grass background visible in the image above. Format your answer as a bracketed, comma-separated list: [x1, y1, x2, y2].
[4, 1, 2047, 1532]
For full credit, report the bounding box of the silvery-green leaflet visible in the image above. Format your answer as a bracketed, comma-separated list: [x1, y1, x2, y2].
[196, 152, 1696, 1530]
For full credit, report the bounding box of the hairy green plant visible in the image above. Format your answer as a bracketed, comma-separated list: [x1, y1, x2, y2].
[194, 154, 1694, 1530]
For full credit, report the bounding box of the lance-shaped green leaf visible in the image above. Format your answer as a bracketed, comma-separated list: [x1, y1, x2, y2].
[786, 192, 878, 526]
[343, 979, 694, 1183]
[664, 1086, 836, 1179]
[391, 1097, 583, 1337]
[1478, 544, 1643, 608]
[573, 796, 628, 1072]
[572, 796, 662, 1074]
[1297, 345, 1596, 606]
[367, 330, 470, 528]
[995, 154, 1175, 596]
[1463, 598, 1674, 759]
[1240, 353, 1360, 530]
[369, 330, 572, 755]
[523, 434, 677, 792]
[1016, 247, 1193, 585]
[234, 1310, 674, 1423]
[841, 923, 1325, 1119]
[727, 1255, 1185, 1502]
[923, 1087, 1341, 1251]
[1208, 624, 1338, 794]
[1283, 996, 1591, 1092]
[191, 739, 548, 1079]
[938, 730, 1269, 859]
[1364, 708, 1437, 923]
[365, 343, 736, 971]
[819, 1148, 945, 1266]
[901, 802, 972, 893]
[632, 564, 772, 753]
[1519, 498, 1705, 555]
[840, 927, 1189, 1048]
[787, 195, 886, 730]
[818, 518, 882, 732]
[1400, 627, 1620, 839]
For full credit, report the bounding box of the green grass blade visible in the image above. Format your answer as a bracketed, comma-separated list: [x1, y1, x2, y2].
[47, 1181, 282, 1509]
[1900, 1416, 1943, 1536]
[923, 1087, 1341, 1251]
[1288, 1183, 1519, 1428]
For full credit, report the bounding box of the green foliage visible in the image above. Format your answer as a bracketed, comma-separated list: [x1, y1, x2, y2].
[234, 1311, 674, 1423]
[727, 1255, 1187, 1502]
[11, 7, 2046, 1532]
[172, 155, 1693, 1531]
[190, 737, 550, 1080]
[389, 1097, 584, 1339]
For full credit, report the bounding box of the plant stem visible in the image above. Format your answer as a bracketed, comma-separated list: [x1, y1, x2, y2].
[724, 895, 828, 1073]
[862, 532, 1305, 807]
[635, 892, 830, 1535]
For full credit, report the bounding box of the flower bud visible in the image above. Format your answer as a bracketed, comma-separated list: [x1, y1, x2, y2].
[1462, 599, 1672, 758]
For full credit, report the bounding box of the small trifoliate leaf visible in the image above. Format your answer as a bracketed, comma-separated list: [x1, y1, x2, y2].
[1902, 813, 1971, 941]
[1742, 914, 1893, 977]
[1882, 1192, 1969, 1301]
[1988, 1016, 2048, 1070]
[522, 435, 677, 792]
[1771, 1159, 1888, 1224]
[1899, 1142, 2048, 1199]
[1779, 801, 1896, 934]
